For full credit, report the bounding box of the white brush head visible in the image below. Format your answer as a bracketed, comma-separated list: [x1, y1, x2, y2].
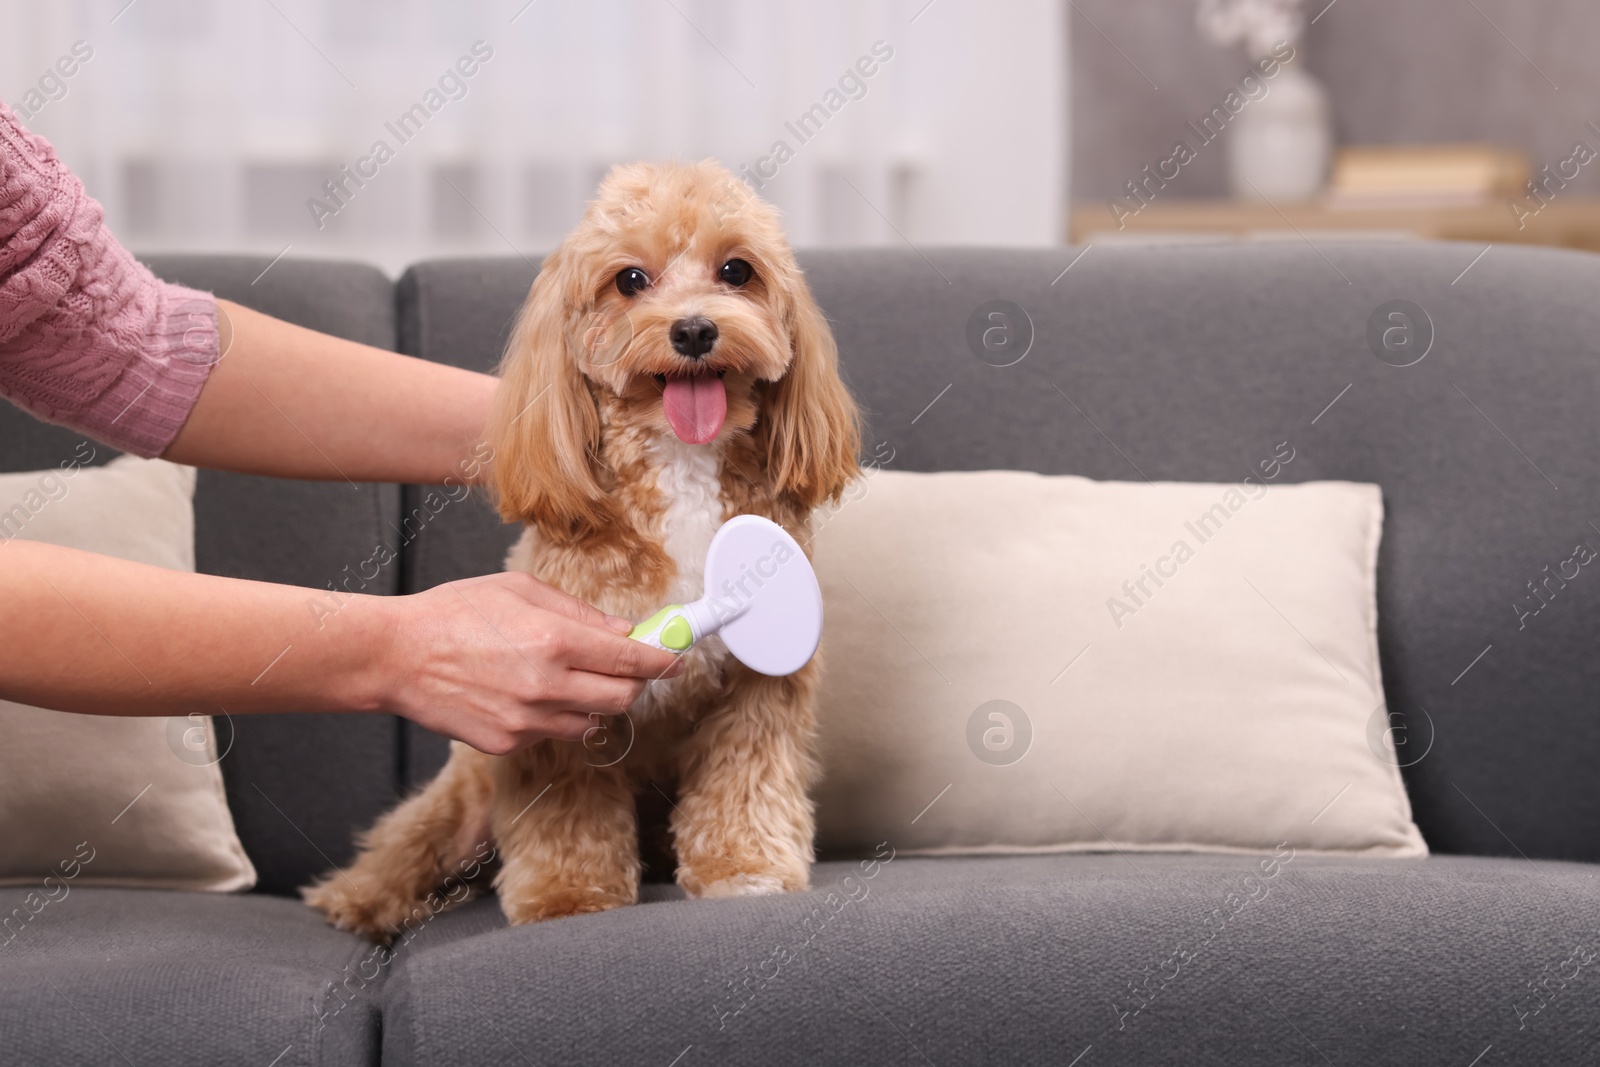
[688, 515, 822, 676]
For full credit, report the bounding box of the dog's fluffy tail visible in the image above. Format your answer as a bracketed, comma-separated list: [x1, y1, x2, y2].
[302, 741, 496, 942]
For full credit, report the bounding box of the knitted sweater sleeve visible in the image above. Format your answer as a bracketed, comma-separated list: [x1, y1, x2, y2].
[0, 100, 218, 458]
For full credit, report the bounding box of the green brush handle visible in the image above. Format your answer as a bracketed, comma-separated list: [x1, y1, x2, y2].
[628, 605, 697, 652]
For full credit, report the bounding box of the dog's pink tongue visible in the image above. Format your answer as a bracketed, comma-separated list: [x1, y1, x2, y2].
[662, 376, 727, 444]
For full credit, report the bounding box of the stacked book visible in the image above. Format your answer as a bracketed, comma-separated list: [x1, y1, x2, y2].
[1324, 144, 1530, 208]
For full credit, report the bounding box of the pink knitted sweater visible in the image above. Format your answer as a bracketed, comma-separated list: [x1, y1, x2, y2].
[0, 101, 217, 458]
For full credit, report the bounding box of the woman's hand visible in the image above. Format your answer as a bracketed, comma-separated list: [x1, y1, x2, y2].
[374, 572, 683, 754]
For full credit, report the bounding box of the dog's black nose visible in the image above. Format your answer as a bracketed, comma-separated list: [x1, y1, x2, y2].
[669, 316, 718, 359]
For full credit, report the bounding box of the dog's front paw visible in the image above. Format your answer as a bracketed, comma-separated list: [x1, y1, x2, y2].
[680, 864, 808, 899]
[697, 872, 789, 898]
[302, 876, 429, 943]
[499, 883, 636, 925]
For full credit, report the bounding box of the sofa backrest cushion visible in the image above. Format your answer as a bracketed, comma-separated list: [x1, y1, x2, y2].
[394, 260, 535, 788]
[146, 256, 411, 895]
[395, 243, 1600, 865]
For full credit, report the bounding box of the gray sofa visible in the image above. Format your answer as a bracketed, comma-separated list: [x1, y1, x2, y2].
[4, 241, 1599, 1066]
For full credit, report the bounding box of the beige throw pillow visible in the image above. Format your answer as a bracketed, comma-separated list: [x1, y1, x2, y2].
[810, 467, 1426, 860]
[0, 453, 256, 891]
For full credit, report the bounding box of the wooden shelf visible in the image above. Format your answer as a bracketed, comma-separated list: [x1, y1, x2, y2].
[1070, 197, 1600, 253]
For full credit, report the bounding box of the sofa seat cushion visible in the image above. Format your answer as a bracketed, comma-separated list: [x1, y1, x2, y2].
[0, 888, 380, 1067]
[382, 853, 1600, 1066]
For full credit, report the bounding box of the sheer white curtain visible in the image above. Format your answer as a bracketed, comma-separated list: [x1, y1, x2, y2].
[3, 0, 1067, 271]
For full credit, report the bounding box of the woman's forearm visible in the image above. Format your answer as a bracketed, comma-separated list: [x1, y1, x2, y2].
[162, 299, 498, 484]
[0, 539, 391, 717]
[0, 539, 686, 754]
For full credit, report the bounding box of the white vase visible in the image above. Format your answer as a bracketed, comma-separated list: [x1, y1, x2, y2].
[1229, 57, 1332, 202]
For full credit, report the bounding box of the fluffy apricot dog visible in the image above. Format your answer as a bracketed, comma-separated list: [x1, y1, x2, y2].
[305, 160, 860, 936]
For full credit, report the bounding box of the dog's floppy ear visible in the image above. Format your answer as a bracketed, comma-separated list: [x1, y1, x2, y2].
[762, 274, 862, 509]
[485, 247, 606, 529]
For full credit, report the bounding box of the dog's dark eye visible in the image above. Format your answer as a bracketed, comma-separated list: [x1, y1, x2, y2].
[616, 267, 650, 297]
[719, 258, 754, 287]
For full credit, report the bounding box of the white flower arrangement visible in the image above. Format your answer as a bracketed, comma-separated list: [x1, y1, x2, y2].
[1196, 0, 1305, 58]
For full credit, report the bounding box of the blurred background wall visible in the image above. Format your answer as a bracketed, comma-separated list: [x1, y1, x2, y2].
[0, 0, 1068, 273]
[9, 0, 1600, 268]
